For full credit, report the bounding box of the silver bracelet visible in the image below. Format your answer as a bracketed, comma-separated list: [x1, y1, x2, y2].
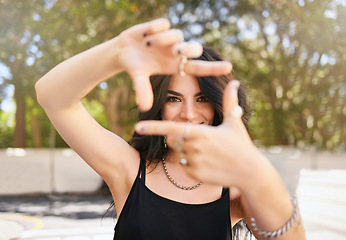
[250, 196, 299, 238]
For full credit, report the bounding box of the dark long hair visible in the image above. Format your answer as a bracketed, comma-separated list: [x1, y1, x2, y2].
[129, 45, 251, 166]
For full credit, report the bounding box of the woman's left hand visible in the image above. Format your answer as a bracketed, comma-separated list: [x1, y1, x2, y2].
[135, 80, 272, 193]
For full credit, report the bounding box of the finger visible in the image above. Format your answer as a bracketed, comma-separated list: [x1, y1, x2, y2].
[142, 18, 171, 36]
[172, 42, 203, 58]
[145, 29, 183, 47]
[223, 80, 239, 114]
[223, 80, 243, 122]
[184, 60, 233, 76]
[223, 81, 251, 141]
[131, 73, 153, 112]
[135, 120, 198, 138]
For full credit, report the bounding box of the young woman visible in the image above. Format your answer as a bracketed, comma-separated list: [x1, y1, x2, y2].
[36, 19, 305, 239]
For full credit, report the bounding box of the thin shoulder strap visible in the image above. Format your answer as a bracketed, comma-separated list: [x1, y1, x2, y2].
[222, 187, 233, 239]
[138, 159, 146, 183]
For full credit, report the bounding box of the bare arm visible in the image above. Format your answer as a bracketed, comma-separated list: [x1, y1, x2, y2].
[37, 30, 141, 164]
[35, 35, 141, 204]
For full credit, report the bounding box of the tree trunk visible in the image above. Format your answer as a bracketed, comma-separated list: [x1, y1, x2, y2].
[14, 88, 26, 148]
[31, 114, 42, 148]
[268, 83, 288, 145]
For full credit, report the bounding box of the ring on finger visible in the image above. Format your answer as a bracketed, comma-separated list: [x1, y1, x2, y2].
[228, 105, 243, 118]
[179, 56, 187, 77]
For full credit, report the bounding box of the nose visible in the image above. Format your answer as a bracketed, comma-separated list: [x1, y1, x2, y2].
[180, 101, 198, 122]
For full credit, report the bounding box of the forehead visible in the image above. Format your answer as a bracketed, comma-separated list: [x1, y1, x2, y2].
[168, 74, 201, 93]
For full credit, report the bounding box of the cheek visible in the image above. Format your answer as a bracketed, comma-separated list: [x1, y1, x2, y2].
[161, 104, 178, 120]
[161, 105, 168, 120]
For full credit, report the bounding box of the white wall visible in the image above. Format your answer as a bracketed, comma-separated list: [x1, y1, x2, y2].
[0, 147, 345, 195]
[0, 148, 103, 195]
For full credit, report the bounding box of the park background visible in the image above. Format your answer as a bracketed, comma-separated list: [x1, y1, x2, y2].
[0, 0, 345, 239]
[0, 0, 345, 150]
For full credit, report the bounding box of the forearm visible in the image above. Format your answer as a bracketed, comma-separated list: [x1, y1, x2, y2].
[238, 153, 305, 240]
[35, 37, 122, 110]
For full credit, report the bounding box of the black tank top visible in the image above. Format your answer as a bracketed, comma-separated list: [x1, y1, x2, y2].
[114, 160, 232, 240]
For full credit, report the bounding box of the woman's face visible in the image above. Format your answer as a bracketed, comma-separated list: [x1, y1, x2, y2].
[161, 74, 215, 125]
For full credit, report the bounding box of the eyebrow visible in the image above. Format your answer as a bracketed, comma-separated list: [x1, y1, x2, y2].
[167, 90, 204, 97]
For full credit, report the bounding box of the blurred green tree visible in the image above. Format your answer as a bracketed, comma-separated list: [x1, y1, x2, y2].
[171, 0, 345, 149]
[0, 0, 42, 147]
[0, 0, 172, 147]
[0, 0, 344, 150]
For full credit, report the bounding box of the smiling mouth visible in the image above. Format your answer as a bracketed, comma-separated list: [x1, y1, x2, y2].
[183, 121, 205, 125]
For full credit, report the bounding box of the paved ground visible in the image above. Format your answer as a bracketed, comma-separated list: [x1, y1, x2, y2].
[0, 194, 116, 240]
[1, 191, 346, 240]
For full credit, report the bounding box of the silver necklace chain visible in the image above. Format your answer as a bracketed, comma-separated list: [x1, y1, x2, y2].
[162, 158, 203, 190]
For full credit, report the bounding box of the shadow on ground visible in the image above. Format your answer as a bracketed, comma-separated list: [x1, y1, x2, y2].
[0, 193, 116, 219]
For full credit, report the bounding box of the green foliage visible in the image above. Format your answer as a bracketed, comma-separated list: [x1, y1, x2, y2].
[81, 98, 109, 130]
[0, 0, 344, 150]
[0, 111, 14, 147]
[171, 0, 345, 149]
[0, 0, 172, 148]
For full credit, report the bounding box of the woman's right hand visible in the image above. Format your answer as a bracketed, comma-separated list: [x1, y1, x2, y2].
[115, 18, 232, 111]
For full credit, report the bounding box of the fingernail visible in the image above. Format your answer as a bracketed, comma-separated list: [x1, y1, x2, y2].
[146, 41, 151, 47]
[135, 123, 145, 133]
[175, 49, 181, 55]
[188, 42, 203, 58]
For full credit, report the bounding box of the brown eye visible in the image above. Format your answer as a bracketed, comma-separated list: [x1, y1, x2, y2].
[197, 96, 209, 102]
[166, 96, 181, 102]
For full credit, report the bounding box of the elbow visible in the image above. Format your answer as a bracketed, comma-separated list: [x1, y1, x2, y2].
[35, 77, 75, 111]
[35, 78, 50, 109]
[35, 79, 44, 107]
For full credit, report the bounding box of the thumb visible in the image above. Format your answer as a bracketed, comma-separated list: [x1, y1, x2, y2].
[223, 80, 242, 123]
[131, 73, 153, 112]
